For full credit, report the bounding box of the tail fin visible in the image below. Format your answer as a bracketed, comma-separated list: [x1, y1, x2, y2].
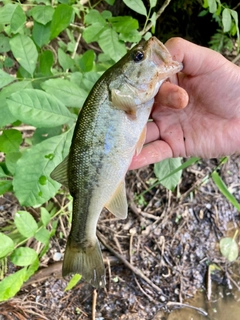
[62, 239, 106, 288]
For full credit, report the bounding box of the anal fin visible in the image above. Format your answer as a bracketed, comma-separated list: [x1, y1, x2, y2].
[135, 126, 147, 155]
[105, 180, 128, 219]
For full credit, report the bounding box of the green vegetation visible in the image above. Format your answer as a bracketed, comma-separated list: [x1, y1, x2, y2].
[0, 0, 239, 301]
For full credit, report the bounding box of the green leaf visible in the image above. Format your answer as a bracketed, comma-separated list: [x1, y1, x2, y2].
[15, 211, 38, 238]
[0, 81, 32, 127]
[78, 50, 95, 72]
[220, 237, 238, 262]
[0, 180, 12, 195]
[10, 35, 38, 77]
[0, 129, 22, 154]
[35, 227, 51, 245]
[150, 11, 157, 33]
[222, 8, 232, 33]
[32, 21, 51, 48]
[230, 10, 240, 39]
[25, 258, 40, 280]
[13, 128, 73, 206]
[123, 0, 147, 16]
[208, 0, 217, 13]
[58, 48, 74, 71]
[0, 4, 17, 25]
[119, 30, 141, 43]
[84, 9, 106, 25]
[10, 247, 38, 267]
[212, 171, 240, 211]
[149, 0, 157, 8]
[31, 5, 54, 25]
[154, 158, 182, 191]
[0, 233, 14, 258]
[65, 274, 82, 291]
[0, 69, 15, 89]
[5, 152, 22, 174]
[32, 127, 62, 145]
[39, 50, 54, 76]
[0, 34, 10, 53]
[7, 89, 76, 128]
[109, 16, 139, 34]
[10, 4, 26, 33]
[40, 207, 51, 226]
[78, 71, 100, 93]
[105, 0, 115, 5]
[99, 28, 127, 62]
[0, 167, 9, 178]
[41, 79, 88, 108]
[0, 267, 27, 302]
[101, 10, 112, 20]
[50, 4, 74, 39]
[83, 23, 107, 43]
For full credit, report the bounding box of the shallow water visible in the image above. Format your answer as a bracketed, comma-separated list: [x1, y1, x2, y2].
[154, 282, 240, 320]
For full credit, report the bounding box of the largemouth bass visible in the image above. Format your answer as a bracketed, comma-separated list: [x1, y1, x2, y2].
[51, 37, 182, 288]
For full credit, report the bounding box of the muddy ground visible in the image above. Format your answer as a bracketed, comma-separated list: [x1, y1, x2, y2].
[0, 154, 240, 320]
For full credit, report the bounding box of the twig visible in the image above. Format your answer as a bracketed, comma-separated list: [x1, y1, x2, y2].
[226, 270, 240, 291]
[232, 54, 240, 64]
[97, 231, 166, 295]
[92, 289, 97, 320]
[207, 265, 212, 300]
[134, 276, 155, 302]
[167, 301, 208, 316]
[140, 0, 172, 36]
[129, 231, 134, 265]
[22, 261, 62, 287]
[106, 257, 112, 292]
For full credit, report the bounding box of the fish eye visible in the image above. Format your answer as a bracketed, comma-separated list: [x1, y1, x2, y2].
[132, 50, 144, 63]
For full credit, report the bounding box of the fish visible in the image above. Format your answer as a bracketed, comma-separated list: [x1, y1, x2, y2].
[50, 37, 183, 288]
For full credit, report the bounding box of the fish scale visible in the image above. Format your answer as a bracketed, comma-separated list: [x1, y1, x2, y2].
[50, 37, 183, 288]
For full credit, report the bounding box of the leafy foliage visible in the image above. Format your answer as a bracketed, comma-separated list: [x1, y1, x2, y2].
[201, 0, 240, 51]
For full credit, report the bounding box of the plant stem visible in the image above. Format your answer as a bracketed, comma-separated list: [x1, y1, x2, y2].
[140, 0, 172, 36]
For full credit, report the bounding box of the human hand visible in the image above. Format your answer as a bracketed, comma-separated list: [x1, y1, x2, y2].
[130, 37, 240, 169]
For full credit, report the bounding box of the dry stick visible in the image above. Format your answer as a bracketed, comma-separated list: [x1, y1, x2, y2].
[92, 289, 97, 320]
[97, 231, 165, 295]
[232, 54, 240, 64]
[140, 0, 172, 36]
[167, 302, 208, 317]
[134, 276, 155, 302]
[207, 265, 212, 301]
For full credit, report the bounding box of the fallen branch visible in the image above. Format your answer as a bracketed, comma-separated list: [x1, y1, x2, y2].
[97, 231, 166, 296]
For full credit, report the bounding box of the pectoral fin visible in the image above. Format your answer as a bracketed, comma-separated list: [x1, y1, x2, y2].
[135, 126, 147, 155]
[50, 155, 69, 189]
[111, 89, 137, 120]
[105, 180, 128, 219]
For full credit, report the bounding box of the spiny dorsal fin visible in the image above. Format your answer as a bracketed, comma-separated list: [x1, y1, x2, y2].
[105, 180, 128, 219]
[50, 155, 69, 189]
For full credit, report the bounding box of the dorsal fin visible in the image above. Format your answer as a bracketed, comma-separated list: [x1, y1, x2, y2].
[50, 155, 69, 189]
